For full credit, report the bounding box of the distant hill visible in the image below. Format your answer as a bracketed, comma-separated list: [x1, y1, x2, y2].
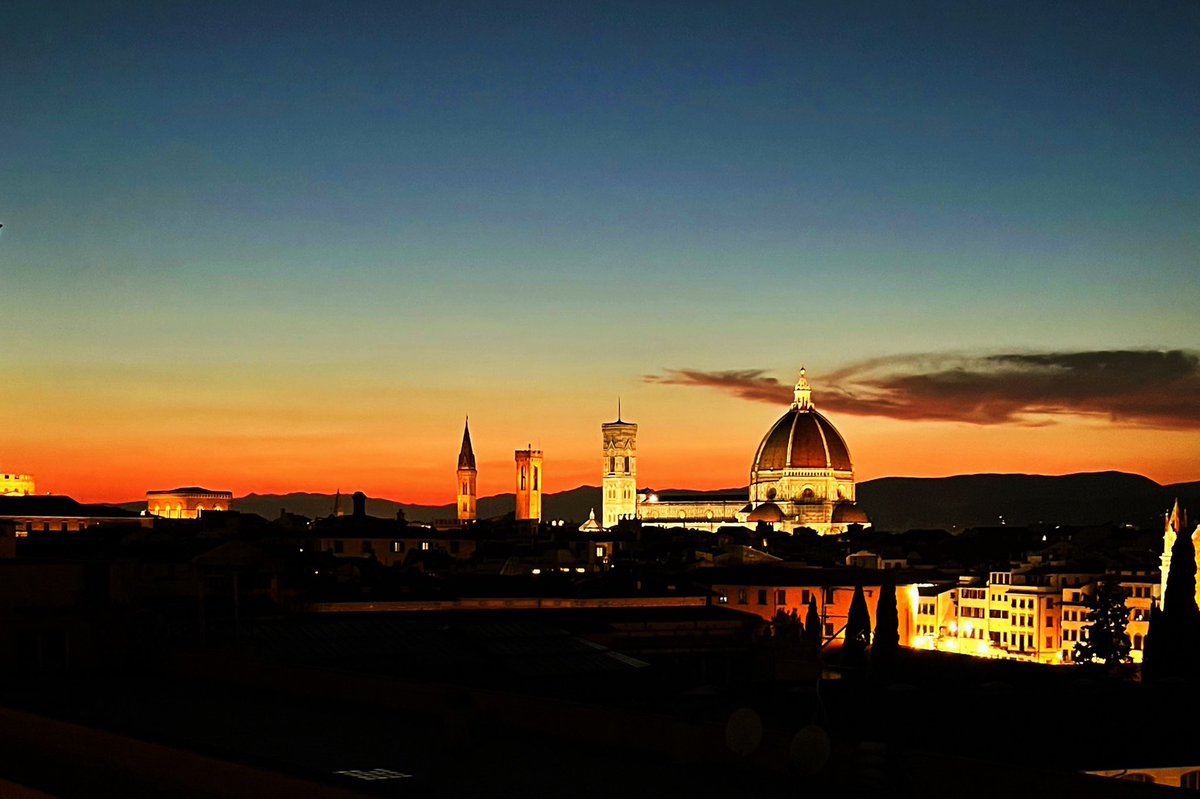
[856, 472, 1200, 531]
[114, 472, 1200, 531]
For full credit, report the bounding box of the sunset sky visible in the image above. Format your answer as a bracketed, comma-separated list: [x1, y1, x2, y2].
[3, 1, 1198, 503]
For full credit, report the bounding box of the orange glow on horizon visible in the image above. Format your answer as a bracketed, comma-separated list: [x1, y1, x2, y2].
[4, 367, 1197, 504]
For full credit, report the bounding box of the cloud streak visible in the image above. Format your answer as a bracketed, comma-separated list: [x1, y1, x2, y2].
[644, 350, 1200, 429]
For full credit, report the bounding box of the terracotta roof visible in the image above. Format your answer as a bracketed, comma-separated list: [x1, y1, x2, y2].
[752, 407, 852, 472]
[747, 501, 784, 523]
[831, 503, 870, 523]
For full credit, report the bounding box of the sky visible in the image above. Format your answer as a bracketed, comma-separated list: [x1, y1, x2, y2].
[2, 1, 1198, 503]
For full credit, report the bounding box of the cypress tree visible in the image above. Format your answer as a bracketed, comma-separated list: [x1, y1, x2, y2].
[1164, 521, 1199, 623]
[871, 572, 900, 667]
[1162, 518, 1200, 678]
[805, 595, 822, 646]
[1141, 601, 1161, 682]
[845, 584, 871, 658]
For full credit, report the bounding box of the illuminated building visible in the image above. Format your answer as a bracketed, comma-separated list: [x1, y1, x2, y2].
[146, 487, 233, 519]
[746, 369, 866, 534]
[457, 418, 477, 522]
[1, 472, 35, 496]
[514, 448, 542, 522]
[905, 558, 1162, 665]
[601, 411, 637, 528]
[634, 369, 870, 535]
[705, 566, 921, 646]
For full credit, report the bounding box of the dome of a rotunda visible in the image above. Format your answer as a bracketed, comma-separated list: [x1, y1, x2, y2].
[751, 369, 852, 473]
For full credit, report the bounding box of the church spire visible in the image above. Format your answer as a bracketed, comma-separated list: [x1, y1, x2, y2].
[458, 417, 476, 470]
[792, 367, 813, 410]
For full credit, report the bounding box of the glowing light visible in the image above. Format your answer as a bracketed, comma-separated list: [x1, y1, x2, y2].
[531, 568, 541, 575]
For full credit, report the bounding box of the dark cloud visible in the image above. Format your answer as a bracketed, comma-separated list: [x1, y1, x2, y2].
[644, 350, 1200, 429]
[642, 369, 791, 404]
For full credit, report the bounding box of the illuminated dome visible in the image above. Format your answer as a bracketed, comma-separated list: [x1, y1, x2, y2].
[752, 406, 852, 472]
[751, 369, 852, 473]
[746, 369, 866, 534]
[832, 503, 870, 524]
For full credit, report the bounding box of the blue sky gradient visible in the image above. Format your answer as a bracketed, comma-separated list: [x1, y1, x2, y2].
[3, 1, 1198, 498]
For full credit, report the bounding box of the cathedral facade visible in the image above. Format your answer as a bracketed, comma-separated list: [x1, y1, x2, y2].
[608, 370, 869, 535]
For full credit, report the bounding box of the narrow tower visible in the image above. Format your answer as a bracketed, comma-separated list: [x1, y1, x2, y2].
[457, 418, 477, 522]
[514, 446, 543, 522]
[602, 405, 638, 528]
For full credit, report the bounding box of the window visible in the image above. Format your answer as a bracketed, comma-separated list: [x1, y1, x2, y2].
[776, 590, 786, 605]
[1046, 636, 1053, 649]
[624, 456, 630, 472]
[1133, 634, 1143, 650]
[333, 540, 344, 553]
[802, 589, 811, 604]
[757, 589, 768, 605]
[420, 541, 430, 551]
[737, 589, 748, 604]
[1180, 770, 1200, 790]
[521, 468, 526, 490]
[824, 622, 834, 637]
[1046, 617, 1053, 628]
[825, 587, 835, 603]
[392, 541, 404, 553]
[533, 467, 539, 490]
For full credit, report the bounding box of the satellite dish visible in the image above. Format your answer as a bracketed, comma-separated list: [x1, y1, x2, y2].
[789, 724, 831, 775]
[724, 707, 763, 756]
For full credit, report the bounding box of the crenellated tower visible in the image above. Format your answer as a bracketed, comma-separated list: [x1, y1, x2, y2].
[602, 405, 637, 528]
[457, 418, 477, 522]
[514, 446, 543, 522]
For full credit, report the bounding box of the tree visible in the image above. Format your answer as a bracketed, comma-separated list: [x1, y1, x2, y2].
[871, 573, 899, 669]
[1073, 576, 1131, 667]
[1163, 519, 1199, 625]
[804, 595, 822, 646]
[1153, 521, 1200, 680]
[1141, 601, 1162, 681]
[844, 584, 871, 657]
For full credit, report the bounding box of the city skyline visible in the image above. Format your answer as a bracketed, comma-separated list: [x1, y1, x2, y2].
[3, 2, 1199, 502]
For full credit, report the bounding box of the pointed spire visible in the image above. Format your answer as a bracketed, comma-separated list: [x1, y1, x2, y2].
[458, 417, 477, 470]
[618, 397, 622, 422]
[792, 367, 813, 410]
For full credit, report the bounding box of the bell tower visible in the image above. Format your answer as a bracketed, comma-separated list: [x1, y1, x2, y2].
[457, 418, 477, 522]
[602, 403, 638, 528]
[515, 446, 543, 522]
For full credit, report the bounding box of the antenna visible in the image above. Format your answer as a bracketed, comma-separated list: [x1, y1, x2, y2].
[618, 396, 622, 421]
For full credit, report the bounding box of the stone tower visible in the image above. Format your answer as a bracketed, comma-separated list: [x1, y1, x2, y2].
[602, 406, 638, 528]
[514, 447, 543, 522]
[457, 418, 477, 522]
